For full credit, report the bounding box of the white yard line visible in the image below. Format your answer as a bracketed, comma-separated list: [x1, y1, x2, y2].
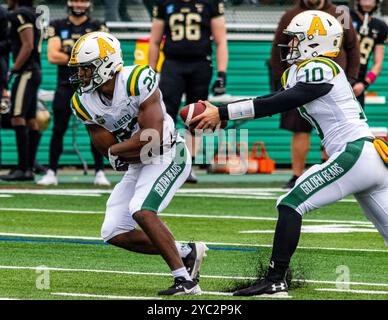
[315, 288, 388, 295]
[0, 232, 101, 240]
[176, 194, 357, 203]
[51, 292, 162, 300]
[0, 232, 386, 253]
[1, 265, 388, 289]
[0, 188, 358, 202]
[0, 208, 104, 214]
[0, 207, 373, 226]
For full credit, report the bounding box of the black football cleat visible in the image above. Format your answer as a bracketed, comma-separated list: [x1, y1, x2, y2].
[233, 278, 289, 297]
[283, 175, 299, 189]
[182, 242, 209, 282]
[158, 277, 201, 296]
[186, 170, 198, 183]
[0, 169, 34, 181]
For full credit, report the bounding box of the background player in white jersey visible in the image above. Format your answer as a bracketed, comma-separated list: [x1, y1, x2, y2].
[68, 32, 208, 296]
[191, 10, 388, 296]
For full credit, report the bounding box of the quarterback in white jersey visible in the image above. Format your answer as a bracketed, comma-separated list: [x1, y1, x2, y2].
[68, 32, 208, 296]
[192, 10, 388, 296]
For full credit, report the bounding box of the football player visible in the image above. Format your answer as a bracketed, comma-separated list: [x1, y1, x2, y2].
[192, 10, 388, 296]
[351, 0, 388, 107]
[149, 0, 228, 183]
[68, 32, 208, 295]
[0, 0, 43, 181]
[37, 0, 111, 186]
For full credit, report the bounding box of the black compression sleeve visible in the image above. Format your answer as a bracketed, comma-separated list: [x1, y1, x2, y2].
[218, 88, 284, 120]
[218, 82, 333, 120]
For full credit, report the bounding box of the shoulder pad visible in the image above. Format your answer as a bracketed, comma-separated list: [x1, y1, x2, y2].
[126, 65, 157, 98]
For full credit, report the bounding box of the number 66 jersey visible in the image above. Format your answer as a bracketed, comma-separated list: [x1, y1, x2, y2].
[281, 57, 374, 156]
[70, 65, 182, 150]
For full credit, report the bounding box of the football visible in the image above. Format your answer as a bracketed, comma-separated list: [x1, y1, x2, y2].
[179, 102, 227, 132]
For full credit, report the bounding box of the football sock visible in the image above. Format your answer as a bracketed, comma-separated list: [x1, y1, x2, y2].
[175, 242, 192, 258]
[28, 129, 42, 169]
[172, 267, 191, 281]
[49, 130, 64, 172]
[91, 142, 104, 173]
[267, 205, 302, 282]
[14, 125, 29, 171]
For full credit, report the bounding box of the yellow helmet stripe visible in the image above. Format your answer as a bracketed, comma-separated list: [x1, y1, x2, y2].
[69, 33, 96, 65]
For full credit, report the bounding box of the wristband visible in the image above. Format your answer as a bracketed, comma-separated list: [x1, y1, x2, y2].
[227, 99, 255, 120]
[366, 71, 377, 84]
[361, 79, 370, 90]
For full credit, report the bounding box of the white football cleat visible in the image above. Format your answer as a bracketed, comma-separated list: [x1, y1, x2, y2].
[94, 170, 111, 186]
[36, 169, 58, 186]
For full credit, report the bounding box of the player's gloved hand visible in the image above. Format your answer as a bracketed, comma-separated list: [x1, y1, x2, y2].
[0, 95, 10, 114]
[108, 147, 129, 171]
[212, 71, 226, 96]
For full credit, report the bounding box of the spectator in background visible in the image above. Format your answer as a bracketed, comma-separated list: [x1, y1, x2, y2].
[37, 0, 111, 186]
[148, 0, 228, 183]
[269, 0, 360, 188]
[0, 0, 42, 181]
[0, 5, 10, 169]
[351, 0, 388, 107]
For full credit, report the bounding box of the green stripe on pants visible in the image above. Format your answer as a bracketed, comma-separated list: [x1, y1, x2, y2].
[141, 143, 187, 212]
[279, 139, 366, 210]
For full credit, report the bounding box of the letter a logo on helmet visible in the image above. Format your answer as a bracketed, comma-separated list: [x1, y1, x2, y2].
[279, 10, 343, 64]
[307, 16, 328, 36]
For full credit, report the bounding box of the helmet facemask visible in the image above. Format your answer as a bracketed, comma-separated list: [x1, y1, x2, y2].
[69, 58, 105, 94]
[279, 31, 304, 64]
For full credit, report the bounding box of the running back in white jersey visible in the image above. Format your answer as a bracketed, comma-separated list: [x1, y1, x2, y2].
[70, 65, 182, 148]
[281, 57, 374, 156]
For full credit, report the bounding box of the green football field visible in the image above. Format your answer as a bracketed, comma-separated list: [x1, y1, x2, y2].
[0, 173, 387, 300]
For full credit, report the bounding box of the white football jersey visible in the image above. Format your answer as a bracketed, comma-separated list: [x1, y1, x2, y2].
[70, 65, 182, 148]
[281, 57, 374, 156]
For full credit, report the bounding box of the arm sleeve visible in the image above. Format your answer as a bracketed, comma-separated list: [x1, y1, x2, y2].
[218, 82, 333, 120]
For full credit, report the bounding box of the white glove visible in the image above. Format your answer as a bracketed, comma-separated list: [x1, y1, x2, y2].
[108, 148, 129, 171]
